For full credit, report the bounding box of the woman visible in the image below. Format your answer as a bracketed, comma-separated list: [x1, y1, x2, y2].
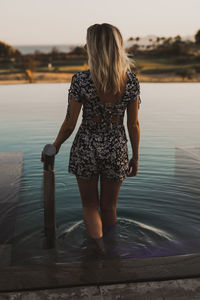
[41, 23, 141, 255]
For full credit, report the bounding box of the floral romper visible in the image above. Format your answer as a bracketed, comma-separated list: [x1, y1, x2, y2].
[67, 69, 141, 181]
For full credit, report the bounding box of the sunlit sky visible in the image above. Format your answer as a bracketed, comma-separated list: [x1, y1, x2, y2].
[1, 0, 200, 45]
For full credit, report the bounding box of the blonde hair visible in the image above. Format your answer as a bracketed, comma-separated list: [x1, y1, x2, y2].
[86, 23, 135, 95]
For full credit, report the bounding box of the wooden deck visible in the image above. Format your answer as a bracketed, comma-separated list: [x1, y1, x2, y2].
[0, 152, 24, 267]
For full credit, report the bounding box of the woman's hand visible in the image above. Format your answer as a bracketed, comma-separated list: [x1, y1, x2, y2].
[127, 157, 139, 177]
[40, 142, 61, 163]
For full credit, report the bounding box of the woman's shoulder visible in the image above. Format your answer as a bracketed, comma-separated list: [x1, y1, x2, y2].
[127, 70, 140, 84]
[72, 70, 91, 83]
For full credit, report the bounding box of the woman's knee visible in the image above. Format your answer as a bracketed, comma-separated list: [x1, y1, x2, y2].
[80, 193, 99, 209]
[82, 200, 99, 210]
[100, 199, 116, 212]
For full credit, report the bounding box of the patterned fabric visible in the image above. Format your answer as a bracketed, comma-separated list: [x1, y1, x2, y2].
[67, 69, 141, 181]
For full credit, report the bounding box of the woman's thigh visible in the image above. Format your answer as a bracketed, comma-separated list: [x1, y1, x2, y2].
[76, 175, 99, 208]
[100, 175, 123, 209]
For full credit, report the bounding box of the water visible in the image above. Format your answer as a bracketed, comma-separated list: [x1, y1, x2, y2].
[0, 82, 200, 265]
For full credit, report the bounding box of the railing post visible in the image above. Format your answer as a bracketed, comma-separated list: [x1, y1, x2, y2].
[43, 144, 56, 248]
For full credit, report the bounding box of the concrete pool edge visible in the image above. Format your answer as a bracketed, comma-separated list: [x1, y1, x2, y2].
[1, 252, 200, 293]
[1, 278, 200, 299]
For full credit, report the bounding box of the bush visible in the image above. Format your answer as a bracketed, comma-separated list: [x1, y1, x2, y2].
[172, 57, 190, 64]
[68, 46, 87, 56]
[176, 68, 196, 79]
[0, 41, 22, 60]
[54, 66, 60, 72]
[141, 68, 177, 74]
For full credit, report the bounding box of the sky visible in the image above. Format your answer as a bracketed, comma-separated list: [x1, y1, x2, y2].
[0, 0, 200, 45]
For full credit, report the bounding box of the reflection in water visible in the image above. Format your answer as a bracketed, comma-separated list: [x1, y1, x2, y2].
[175, 144, 200, 193]
[12, 216, 200, 265]
[0, 83, 200, 265]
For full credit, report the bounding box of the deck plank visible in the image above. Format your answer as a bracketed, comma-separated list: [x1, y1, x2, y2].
[0, 245, 12, 267]
[0, 152, 23, 263]
[0, 152, 23, 204]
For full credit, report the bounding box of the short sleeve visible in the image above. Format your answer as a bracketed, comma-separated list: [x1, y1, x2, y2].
[129, 72, 141, 109]
[66, 73, 82, 119]
[68, 73, 82, 103]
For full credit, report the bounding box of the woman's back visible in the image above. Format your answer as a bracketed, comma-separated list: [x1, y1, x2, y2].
[68, 69, 141, 132]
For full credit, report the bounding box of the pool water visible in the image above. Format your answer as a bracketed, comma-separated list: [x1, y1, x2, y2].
[0, 82, 200, 265]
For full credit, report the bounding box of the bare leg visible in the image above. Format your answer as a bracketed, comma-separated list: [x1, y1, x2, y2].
[76, 175, 102, 239]
[100, 176, 123, 231]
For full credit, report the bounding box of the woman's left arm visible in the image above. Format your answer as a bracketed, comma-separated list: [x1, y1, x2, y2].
[52, 96, 82, 153]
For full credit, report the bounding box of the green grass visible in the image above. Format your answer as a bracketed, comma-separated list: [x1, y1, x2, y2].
[135, 57, 199, 74]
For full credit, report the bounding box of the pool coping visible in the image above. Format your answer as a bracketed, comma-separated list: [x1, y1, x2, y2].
[1, 252, 200, 293]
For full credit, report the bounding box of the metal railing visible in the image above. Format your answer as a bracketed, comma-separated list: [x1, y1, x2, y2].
[42, 144, 56, 248]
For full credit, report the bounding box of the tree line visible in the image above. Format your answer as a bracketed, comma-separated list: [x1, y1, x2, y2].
[0, 29, 200, 75]
[127, 30, 200, 57]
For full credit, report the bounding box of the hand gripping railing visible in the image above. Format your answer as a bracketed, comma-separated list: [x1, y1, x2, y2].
[42, 144, 56, 248]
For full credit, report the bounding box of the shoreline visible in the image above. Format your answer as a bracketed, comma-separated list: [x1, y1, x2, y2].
[0, 72, 200, 85]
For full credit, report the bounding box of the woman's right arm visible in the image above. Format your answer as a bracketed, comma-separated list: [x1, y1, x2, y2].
[52, 96, 82, 153]
[126, 95, 140, 176]
[41, 96, 82, 162]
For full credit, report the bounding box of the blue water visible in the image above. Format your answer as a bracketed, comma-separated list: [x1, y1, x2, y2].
[0, 82, 200, 265]
[13, 44, 79, 54]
